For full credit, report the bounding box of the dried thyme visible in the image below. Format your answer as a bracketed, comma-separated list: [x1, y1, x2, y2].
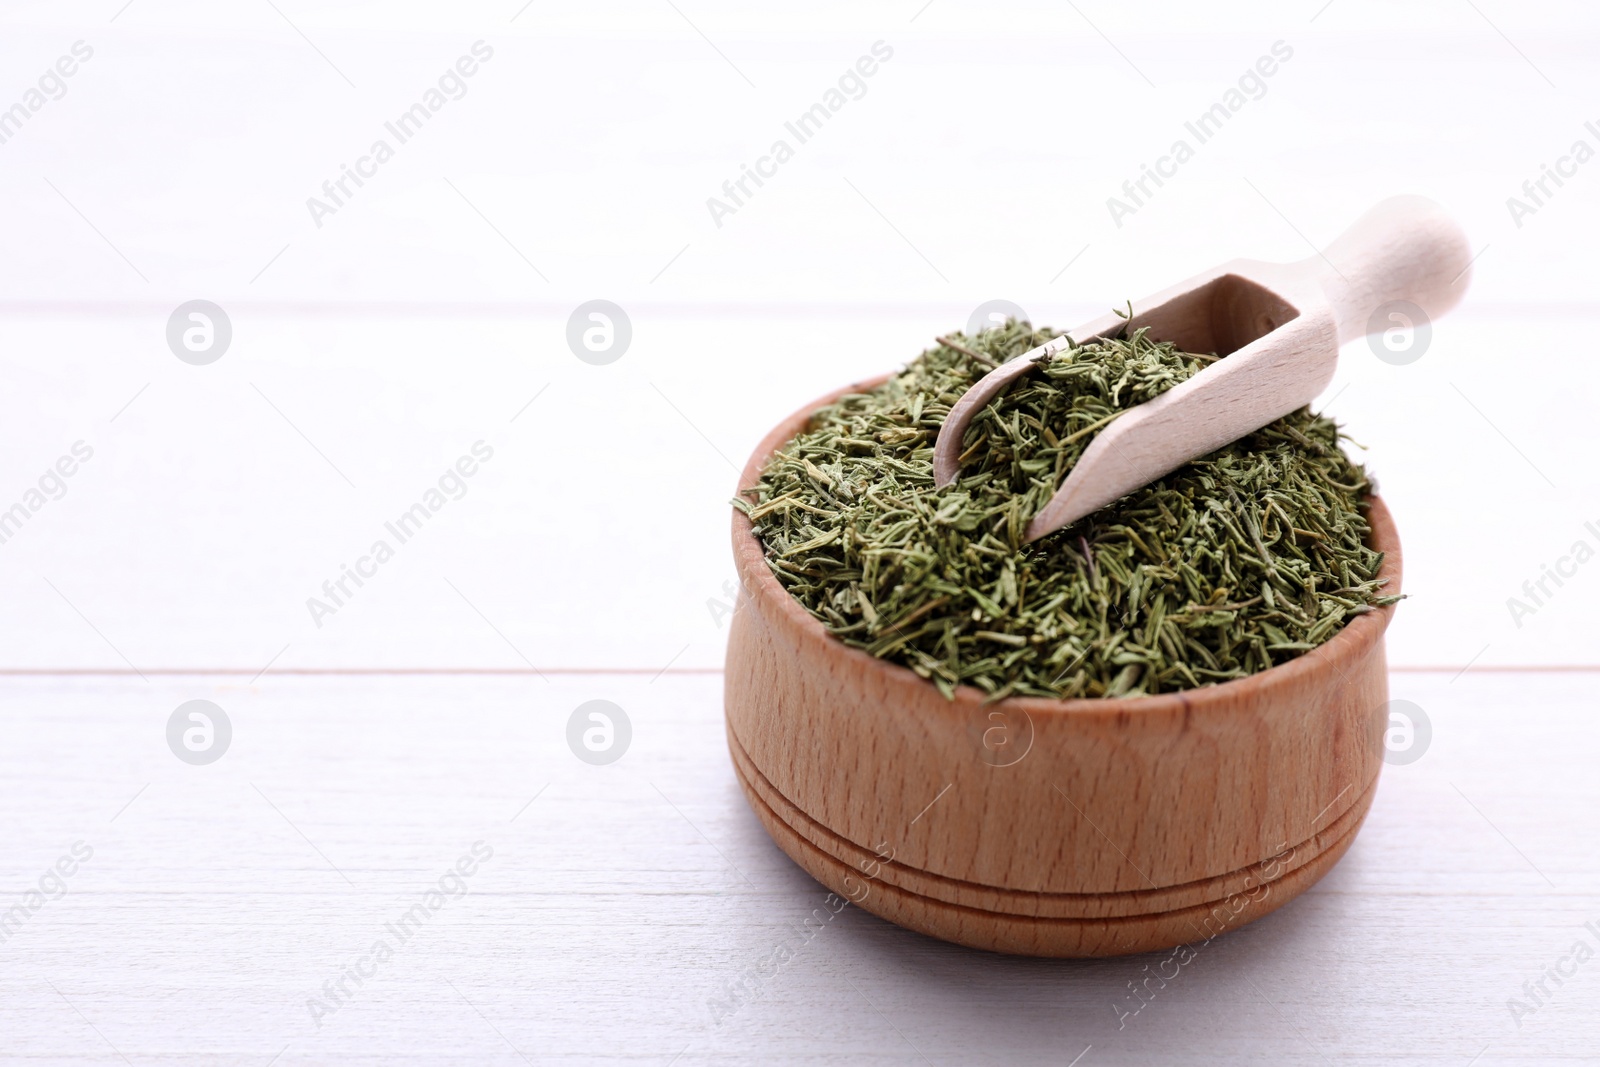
[735, 316, 1399, 701]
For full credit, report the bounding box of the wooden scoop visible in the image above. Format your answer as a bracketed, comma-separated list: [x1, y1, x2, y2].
[931, 195, 1473, 541]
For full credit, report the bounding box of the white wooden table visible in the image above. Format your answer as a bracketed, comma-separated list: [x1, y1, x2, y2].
[3, 2, 1600, 1062]
[1, 669, 1596, 1065]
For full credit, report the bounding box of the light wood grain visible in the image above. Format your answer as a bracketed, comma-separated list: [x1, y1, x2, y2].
[0, 6, 1594, 1061]
[726, 380, 1402, 956]
[2, 670, 1597, 1066]
[932, 197, 1474, 540]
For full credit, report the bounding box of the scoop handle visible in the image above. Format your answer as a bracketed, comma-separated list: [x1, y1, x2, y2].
[1300, 195, 1474, 345]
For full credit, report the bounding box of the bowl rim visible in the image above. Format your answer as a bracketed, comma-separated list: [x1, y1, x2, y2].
[730, 372, 1403, 719]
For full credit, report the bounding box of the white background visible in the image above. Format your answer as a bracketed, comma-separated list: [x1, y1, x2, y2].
[0, 2, 1597, 1064]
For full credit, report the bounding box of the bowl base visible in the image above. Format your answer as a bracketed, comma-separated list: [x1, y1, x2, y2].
[729, 723, 1375, 958]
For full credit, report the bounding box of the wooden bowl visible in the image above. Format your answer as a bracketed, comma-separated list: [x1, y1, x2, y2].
[725, 376, 1402, 957]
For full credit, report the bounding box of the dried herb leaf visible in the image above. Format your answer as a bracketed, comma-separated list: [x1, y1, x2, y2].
[737, 317, 1400, 701]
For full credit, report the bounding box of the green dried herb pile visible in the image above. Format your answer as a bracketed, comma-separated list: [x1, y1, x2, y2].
[735, 317, 1398, 701]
